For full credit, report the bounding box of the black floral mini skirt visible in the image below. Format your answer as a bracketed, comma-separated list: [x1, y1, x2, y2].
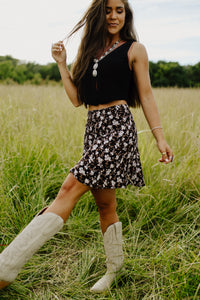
[70, 104, 145, 189]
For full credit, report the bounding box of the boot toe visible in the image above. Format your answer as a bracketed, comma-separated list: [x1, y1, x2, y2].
[90, 274, 114, 293]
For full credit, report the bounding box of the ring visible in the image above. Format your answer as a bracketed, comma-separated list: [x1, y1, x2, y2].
[161, 152, 167, 155]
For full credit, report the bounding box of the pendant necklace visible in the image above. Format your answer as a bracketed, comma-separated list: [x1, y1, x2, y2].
[92, 39, 121, 77]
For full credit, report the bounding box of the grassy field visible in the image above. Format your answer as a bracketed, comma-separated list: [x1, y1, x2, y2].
[0, 85, 199, 299]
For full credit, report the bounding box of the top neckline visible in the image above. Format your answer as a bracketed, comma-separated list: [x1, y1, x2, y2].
[95, 40, 133, 60]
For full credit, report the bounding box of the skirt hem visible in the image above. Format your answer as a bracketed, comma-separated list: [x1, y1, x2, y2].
[70, 170, 145, 190]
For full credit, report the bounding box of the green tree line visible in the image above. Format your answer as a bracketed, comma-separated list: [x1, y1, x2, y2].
[0, 55, 200, 87]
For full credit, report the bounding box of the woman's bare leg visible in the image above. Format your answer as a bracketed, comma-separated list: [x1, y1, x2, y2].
[44, 173, 90, 222]
[91, 189, 119, 234]
[90, 189, 124, 293]
[0, 173, 90, 289]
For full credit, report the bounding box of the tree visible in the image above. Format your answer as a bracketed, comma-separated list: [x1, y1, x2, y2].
[188, 62, 200, 87]
[0, 61, 14, 80]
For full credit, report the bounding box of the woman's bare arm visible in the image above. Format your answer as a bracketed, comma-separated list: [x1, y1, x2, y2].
[52, 41, 82, 107]
[129, 42, 173, 163]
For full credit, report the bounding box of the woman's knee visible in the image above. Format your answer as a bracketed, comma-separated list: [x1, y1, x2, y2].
[97, 201, 117, 217]
[57, 173, 90, 201]
[60, 175, 76, 194]
[92, 189, 117, 215]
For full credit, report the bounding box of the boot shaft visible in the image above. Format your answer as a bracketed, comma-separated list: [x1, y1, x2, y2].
[103, 222, 124, 273]
[0, 212, 64, 283]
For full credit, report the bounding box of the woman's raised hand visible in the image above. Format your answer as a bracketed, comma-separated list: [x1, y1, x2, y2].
[51, 41, 67, 64]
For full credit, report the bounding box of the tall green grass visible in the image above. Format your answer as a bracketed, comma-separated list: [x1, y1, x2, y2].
[0, 85, 199, 299]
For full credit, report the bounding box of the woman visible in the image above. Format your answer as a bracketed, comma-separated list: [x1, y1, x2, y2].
[0, 0, 173, 293]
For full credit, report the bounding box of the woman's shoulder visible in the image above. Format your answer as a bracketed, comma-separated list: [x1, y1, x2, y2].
[128, 41, 149, 63]
[129, 41, 147, 54]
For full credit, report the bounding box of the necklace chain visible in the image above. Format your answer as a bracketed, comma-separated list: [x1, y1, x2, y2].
[92, 39, 121, 77]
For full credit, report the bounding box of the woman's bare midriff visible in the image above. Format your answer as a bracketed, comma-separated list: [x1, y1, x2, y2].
[89, 100, 127, 111]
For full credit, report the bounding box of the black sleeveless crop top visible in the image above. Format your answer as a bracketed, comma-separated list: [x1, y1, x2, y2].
[80, 40, 135, 106]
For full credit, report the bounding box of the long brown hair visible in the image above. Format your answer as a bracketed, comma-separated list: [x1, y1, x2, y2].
[67, 0, 140, 107]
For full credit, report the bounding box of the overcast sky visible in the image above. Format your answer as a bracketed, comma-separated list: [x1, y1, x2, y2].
[0, 0, 199, 65]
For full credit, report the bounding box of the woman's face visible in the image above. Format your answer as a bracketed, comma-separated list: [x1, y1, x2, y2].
[106, 0, 126, 39]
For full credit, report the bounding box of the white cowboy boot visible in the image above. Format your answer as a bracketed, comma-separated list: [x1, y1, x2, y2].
[90, 222, 124, 293]
[0, 209, 64, 289]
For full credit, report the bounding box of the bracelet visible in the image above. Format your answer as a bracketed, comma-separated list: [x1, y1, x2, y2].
[151, 126, 162, 132]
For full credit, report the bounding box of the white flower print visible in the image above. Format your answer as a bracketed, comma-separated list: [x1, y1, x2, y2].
[98, 157, 103, 164]
[119, 130, 124, 137]
[106, 169, 111, 175]
[105, 154, 112, 161]
[79, 168, 86, 175]
[113, 120, 119, 126]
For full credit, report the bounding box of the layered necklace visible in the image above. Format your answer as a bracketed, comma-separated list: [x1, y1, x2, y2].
[92, 39, 121, 77]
